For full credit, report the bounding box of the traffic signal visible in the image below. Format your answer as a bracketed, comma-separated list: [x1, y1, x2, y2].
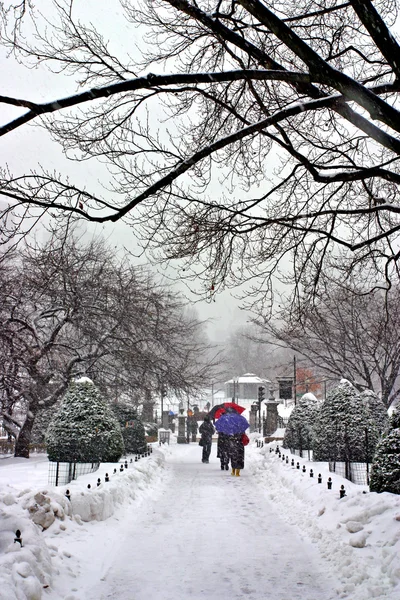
[258, 386, 265, 402]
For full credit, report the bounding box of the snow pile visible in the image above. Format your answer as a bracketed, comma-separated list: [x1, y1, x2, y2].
[1, 440, 400, 600]
[0, 451, 164, 600]
[248, 443, 400, 600]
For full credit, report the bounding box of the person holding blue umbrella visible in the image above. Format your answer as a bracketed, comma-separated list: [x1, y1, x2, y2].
[214, 408, 249, 477]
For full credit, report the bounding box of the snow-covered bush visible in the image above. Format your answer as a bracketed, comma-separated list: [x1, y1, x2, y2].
[313, 380, 379, 462]
[369, 406, 400, 494]
[46, 378, 124, 462]
[360, 389, 389, 434]
[111, 404, 147, 454]
[283, 392, 319, 456]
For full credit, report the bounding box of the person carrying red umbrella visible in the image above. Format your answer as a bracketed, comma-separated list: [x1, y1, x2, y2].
[214, 408, 249, 477]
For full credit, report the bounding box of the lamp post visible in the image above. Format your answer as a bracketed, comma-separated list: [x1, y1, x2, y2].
[257, 386, 265, 433]
[177, 402, 186, 444]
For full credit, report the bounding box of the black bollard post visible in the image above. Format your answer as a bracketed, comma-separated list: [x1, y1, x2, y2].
[339, 485, 346, 498]
[87, 484, 91, 489]
[14, 530, 23, 547]
[65, 489, 71, 501]
[302, 465, 306, 473]
[120, 464, 124, 472]
[327, 477, 332, 490]
[269, 447, 273, 453]
[135, 456, 138, 461]
[317, 474, 322, 483]
[113, 468, 117, 474]
[130, 458, 133, 463]
[291, 459, 295, 467]
[124, 461, 128, 468]
[282, 454, 285, 461]
[296, 462, 300, 469]
[97, 478, 101, 487]
[310, 469, 314, 478]
[286, 456, 289, 464]
[105, 473, 110, 482]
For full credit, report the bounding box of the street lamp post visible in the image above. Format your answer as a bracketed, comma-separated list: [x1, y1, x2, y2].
[257, 386, 265, 433]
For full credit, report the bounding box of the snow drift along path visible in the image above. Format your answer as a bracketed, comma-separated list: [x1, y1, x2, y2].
[48, 443, 336, 600]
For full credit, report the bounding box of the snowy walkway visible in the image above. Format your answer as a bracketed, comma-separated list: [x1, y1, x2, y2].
[49, 443, 337, 600]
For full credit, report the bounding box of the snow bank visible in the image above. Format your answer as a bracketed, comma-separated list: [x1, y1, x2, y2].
[248, 444, 400, 600]
[0, 451, 165, 600]
[2, 440, 400, 600]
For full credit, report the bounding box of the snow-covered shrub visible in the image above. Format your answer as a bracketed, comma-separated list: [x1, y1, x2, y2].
[283, 392, 319, 455]
[111, 404, 147, 454]
[369, 407, 400, 494]
[313, 380, 379, 462]
[360, 389, 389, 434]
[46, 377, 124, 462]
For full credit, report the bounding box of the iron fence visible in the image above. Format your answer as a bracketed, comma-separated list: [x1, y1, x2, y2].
[48, 460, 100, 486]
[329, 461, 370, 485]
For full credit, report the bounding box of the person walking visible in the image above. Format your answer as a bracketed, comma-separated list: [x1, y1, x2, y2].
[217, 431, 230, 470]
[214, 408, 249, 477]
[199, 415, 215, 463]
[228, 432, 249, 477]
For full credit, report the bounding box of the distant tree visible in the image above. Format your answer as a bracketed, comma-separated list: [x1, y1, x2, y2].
[258, 284, 400, 408]
[111, 404, 147, 455]
[283, 392, 319, 457]
[223, 324, 291, 381]
[46, 378, 124, 463]
[370, 407, 400, 495]
[295, 368, 322, 397]
[313, 380, 379, 463]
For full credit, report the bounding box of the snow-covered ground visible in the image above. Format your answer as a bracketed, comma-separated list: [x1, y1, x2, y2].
[1, 437, 400, 600]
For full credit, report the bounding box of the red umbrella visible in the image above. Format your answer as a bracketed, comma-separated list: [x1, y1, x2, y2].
[212, 402, 246, 420]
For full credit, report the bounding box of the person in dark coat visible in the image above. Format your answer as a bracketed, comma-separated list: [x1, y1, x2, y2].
[217, 431, 230, 470]
[199, 415, 215, 463]
[228, 433, 245, 477]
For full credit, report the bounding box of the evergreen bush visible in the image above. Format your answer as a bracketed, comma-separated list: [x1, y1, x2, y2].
[313, 380, 379, 462]
[370, 407, 400, 494]
[46, 378, 124, 462]
[283, 392, 319, 455]
[111, 404, 147, 454]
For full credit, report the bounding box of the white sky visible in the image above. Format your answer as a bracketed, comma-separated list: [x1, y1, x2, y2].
[0, 1, 272, 342]
[1, 438, 400, 600]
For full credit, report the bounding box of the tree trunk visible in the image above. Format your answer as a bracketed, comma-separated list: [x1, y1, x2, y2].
[14, 411, 36, 458]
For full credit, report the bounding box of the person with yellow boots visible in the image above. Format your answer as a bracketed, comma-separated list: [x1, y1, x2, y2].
[228, 432, 249, 476]
[214, 407, 249, 476]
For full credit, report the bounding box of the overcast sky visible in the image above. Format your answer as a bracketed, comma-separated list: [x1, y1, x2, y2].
[0, 1, 269, 342]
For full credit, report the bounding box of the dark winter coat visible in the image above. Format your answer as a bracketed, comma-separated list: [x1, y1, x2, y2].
[227, 433, 245, 469]
[217, 432, 230, 458]
[199, 420, 215, 441]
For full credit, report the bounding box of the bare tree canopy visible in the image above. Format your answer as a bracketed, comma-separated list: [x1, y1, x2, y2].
[0, 229, 219, 456]
[256, 282, 400, 408]
[1, 0, 400, 307]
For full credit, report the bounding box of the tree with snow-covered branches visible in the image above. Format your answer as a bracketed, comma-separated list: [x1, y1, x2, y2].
[370, 407, 400, 495]
[283, 392, 320, 457]
[313, 380, 379, 463]
[2, 0, 400, 315]
[46, 378, 124, 463]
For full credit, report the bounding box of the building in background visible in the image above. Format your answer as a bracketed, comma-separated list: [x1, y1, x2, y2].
[225, 373, 271, 408]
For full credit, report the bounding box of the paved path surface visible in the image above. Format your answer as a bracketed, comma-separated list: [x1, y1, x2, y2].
[58, 443, 337, 600]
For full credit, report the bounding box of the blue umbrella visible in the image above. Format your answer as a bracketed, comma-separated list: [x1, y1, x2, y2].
[214, 412, 249, 435]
